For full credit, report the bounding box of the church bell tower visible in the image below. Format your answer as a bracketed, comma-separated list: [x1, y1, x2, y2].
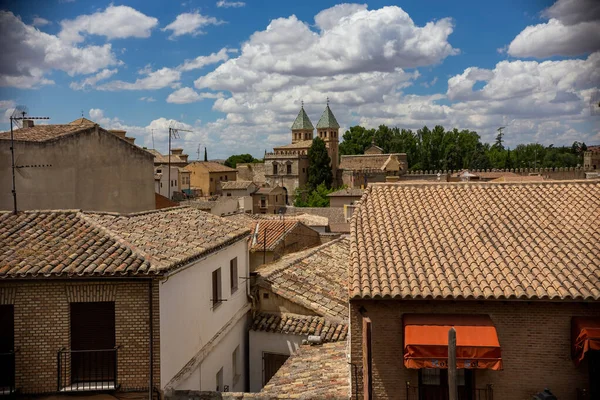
[291, 101, 314, 143]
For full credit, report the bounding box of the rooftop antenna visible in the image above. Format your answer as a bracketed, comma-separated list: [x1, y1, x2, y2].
[81, 109, 84, 118]
[326, 96, 329, 107]
[168, 123, 192, 200]
[301, 100, 304, 108]
[197, 144, 201, 161]
[9, 107, 50, 214]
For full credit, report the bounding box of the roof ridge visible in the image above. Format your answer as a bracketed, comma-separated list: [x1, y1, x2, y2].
[367, 179, 599, 188]
[84, 205, 190, 218]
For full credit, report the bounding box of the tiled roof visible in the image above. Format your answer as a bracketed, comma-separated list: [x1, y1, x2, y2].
[586, 145, 600, 153]
[274, 140, 313, 150]
[292, 213, 329, 227]
[291, 106, 314, 130]
[147, 149, 187, 165]
[316, 105, 340, 129]
[287, 207, 346, 224]
[251, 312, 348, 342]
[350, 181, 600, 300]
[453, 170, 520, 179]
[491, 175, 545, 182]
[221, 180, 255, 190]
[69, 117, 95, 126]
[155, 193, 178, 209]
[250, 220, 302, 252]
[327, 188, 365, 197]
[186, 161, 236, 173]
[1, 207, 250, 279]
[0, 124, 91, 142]
[255, 186, 283, 195]
[329, 223, 350, 233]
[0, 211, 153, 278]
[85, 207, 250, 272]
[260, 342, 349, 399]
[339, 153, 405, 171]
[256, 237, 350, 320]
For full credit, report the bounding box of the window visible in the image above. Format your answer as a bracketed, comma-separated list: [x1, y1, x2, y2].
[273, 164, 278, 175]
[230, 257, 238, 294]
[216, 367, 224, 392]
[160, 182, 162, 188]
[225, 175, 228, 181]
[212, 268, 222, 309]
[211, 177, 214, 182]
[287, 164, 292, 174]
[157, 169, 162, 173]
[227, 193, 232, 197]
[263, 353, 289, 386]
[302, 168, 306, 173]
[232, 346, 241, 386]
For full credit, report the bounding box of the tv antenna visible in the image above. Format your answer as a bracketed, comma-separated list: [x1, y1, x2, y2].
[168, 123, 192, 200]
[197, 144, 201, 161]
[9, 108, 50, 214]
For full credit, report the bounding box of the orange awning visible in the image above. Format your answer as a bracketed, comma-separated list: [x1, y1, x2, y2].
[403, 314, 502, 370]
[572, 317, 600, 366]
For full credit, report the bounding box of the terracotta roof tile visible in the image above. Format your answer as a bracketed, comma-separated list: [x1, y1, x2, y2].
[249, 220, 303, 252]
[0, 124, 91, 142]
[350, 181, 600, 300]
[327, 188, 365, 197]
[260, 341, 349, 399]
[147, 149, 187, 164]
[185, 161, 236, 173]
[0, 207, 250, 279]
[287, 207, 346, 224]
[256, 237, 350, 320]
[221, 180, 255, 190]
[273, 140, 313, 150]
[251, 312, 348, 342]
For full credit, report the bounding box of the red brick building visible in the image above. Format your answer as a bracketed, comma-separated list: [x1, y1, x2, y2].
[349, 181, 600, 400]
[0, 207, 250, 396]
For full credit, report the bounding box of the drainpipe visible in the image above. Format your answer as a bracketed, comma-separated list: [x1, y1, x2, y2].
[149, 279, 154, 400]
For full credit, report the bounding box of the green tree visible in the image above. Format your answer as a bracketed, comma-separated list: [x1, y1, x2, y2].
[339, 126, 375, 155]
[307, 137, 333, 190]
[204, 147, 208, 161]
[293, 183, 340, 207]
[224, 153, 260, 168]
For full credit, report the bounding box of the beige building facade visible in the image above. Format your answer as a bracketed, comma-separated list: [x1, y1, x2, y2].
[184, 162, 237, 196]
[584, 145, 600, 170]
[251, 186, 286, 214]
[0, 118, 155, 213]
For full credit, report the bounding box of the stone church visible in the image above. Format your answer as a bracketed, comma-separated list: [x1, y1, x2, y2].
[262, 102, 340, 204]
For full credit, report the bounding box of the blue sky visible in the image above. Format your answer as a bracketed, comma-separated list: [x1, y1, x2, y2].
[0, 0, 598, 159]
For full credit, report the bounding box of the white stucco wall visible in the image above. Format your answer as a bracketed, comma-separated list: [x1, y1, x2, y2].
[159, 238, 250, 390]
[248, 330, 305, 392]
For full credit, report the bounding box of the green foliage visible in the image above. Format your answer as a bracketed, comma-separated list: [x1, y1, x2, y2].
[293, 183, 340, 207]
[307, 137, 333, 190]
[204, 147, 208, 162]
[338, 123, 584, 170]
[224, 153, 260, 168]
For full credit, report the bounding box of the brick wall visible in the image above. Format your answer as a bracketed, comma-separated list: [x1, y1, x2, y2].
[0, 279, 160, 394]
[350, 300, 600, 400]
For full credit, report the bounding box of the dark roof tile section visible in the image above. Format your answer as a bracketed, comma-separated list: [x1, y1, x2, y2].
[86, 207, 250, 272]
[0, 211, 153, 278]
[261, 342, 349, 399]
[316, 105, 340, 129]
[291, 106, 314, 130]
[351, 181, 600, 300]
[251, 312, 348, 342]
[256, 237, 350, 320]
[249, 220, 302, 252]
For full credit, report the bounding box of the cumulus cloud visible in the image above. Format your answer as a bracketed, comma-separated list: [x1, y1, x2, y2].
[139, 96, 156, 102]
[59, 5, 158, 44]
[0, 100, 16, 123]
[162, 11, 223, 39]
[0, 11, 119, 88]
[507, 0, 600, 58]
[32, 17, 50, 27]
[216, 1, 245, 8]
[178, 48, 237, 72]
[166, 87, 225, 103]
[70, 68, 118, 90]
[97, 67, 181, 91]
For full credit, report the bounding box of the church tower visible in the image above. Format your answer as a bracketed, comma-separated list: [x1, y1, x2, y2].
[291, 102, 314, 143]
[316, 99, 340, 177]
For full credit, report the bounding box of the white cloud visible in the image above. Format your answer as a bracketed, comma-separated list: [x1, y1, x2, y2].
[69, 68, 118, 90]
[314, 3, 367, 31]
[0, 100, 16, 123]
[162, 11, 223, 39]
[59, 5, 158, 44]
[140, 96, 157, 102]
[506, 0, 600, 58]
[97, 67, 181, 91]
[32, 17, 50, 27]
[0, 11, 119, 88]
[178, 48, 237, 72]
[166, 87, 225, 104]
[216, 1, 245, 8]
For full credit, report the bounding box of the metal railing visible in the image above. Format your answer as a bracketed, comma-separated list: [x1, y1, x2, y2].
[0, 351, 16, 395]
[406, 382, 493, 400]
[57, 347, 119, 392]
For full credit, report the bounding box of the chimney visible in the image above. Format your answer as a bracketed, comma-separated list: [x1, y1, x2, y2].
[171, 148, 184, 155]
[179, 154, 189, 163]
[124, 136, 135, 145]
[22, 120, 34, 128]
[109, 129, 127, 138]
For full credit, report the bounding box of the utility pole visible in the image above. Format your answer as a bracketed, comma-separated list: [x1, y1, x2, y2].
[448, 327, 458, 400]
[10, 111, 50, 214]
[168, 125, 192, 200]
[263, 228, 267, 265]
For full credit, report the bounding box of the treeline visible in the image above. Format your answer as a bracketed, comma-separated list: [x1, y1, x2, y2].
[339, 125, 588, 171]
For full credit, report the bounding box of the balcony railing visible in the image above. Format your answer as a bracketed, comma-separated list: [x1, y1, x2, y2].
[0, 351, 16, 395]
[57, 347, 119, 392]
[406, 382, 493, 400]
